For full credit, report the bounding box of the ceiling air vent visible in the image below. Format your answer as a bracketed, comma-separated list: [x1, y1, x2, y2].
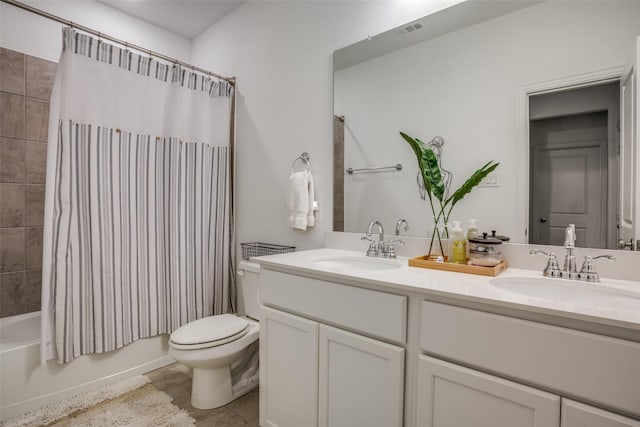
[394, 21, 424, 37]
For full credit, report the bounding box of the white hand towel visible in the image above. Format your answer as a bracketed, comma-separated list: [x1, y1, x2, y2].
[287, 171, 309, 230]
[306, 170, 316, 227]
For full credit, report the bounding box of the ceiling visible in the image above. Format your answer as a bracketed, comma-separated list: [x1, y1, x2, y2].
[97, 0, 245, 39]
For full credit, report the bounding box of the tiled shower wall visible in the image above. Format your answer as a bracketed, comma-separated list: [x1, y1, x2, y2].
[0, 47, 56, 318]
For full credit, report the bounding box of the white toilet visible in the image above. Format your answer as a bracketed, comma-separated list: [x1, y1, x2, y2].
[169, 261, 261, 409]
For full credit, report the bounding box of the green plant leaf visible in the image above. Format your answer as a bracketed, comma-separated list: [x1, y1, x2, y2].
[399, 132, 445, 201]
[399, 131, 424, 170]
[446, 161, 499, 207]
[419, 141, 445, 202]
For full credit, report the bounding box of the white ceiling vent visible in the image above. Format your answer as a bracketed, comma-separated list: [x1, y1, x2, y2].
[394, 21, 424, 37]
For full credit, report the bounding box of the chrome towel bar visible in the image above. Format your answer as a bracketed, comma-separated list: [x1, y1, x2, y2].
[346, 164, 402, 175]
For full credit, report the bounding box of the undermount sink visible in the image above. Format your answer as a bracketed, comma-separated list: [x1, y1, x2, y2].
[490, 277, 640, 311]
[313, 256, 402, 271]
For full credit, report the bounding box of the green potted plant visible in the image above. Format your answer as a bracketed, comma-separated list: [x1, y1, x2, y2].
[400, 131, 499, 259]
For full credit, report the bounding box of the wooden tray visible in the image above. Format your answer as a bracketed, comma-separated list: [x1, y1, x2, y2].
[408, 255, 508, 277]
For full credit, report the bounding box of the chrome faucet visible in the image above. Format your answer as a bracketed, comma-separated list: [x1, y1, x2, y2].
[361, 220, 404, 258]
[362, 220, 385, 257]
[561, 224, 579, 280]
[531, 224, 616, 282]
[395, 219, 409, 236]
[367, 220, 385, 251]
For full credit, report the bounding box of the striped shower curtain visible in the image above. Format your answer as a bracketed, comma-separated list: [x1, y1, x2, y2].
[41, 28, 235, 364]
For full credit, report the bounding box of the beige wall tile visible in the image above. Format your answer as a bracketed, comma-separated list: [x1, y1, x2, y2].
[0, 51, 52, 318]
[25, 269, 42, 313]
[0, 48, 25, 96]
[26, 55, 56, 101]
[0, 183, 25, 227]
[0, 137, 25, 183]
[25, 184, 44, 226]
[0, 92, 25, 139]
[0, 228, 25, 273]
[0, 271, 26, 317]
[26, 141, 46, 184]
[25, 227, 43, 270]
[25, 98, 49, 142]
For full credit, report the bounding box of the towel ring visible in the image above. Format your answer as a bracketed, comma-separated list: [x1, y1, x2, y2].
[291, 152, 311, 173]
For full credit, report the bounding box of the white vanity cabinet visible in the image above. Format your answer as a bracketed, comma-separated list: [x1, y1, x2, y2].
[561, 400, 640, 427]
[418, 300, 640, 427]
[260, 306, 319, 427]
[256, 250, 640, 427]
[416, 356, 640, 427]
[259, 269, 407, 427]
[416, 355, 560, 427]
[319, 324, 404, 427]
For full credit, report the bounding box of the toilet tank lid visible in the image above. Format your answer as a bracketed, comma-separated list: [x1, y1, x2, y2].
[239, 260, 260, 273]
[170, 314, 248, 345]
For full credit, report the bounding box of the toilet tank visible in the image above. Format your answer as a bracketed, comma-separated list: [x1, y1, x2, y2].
[237, 261, 261, 320]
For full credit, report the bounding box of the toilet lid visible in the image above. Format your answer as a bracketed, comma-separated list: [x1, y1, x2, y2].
[170, 314, 249, 346]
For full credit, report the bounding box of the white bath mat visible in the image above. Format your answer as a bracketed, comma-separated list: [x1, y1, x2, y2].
[2, 375, 195, 427]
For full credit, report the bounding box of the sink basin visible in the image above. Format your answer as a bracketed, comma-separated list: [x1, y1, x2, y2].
[313, 256, 402, 271]
[490, 277, 640, 311]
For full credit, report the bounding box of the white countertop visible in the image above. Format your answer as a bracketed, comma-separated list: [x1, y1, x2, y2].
[254, 248, 640, 334]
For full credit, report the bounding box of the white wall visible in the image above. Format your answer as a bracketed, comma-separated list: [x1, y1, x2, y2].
[335, 0, 640, 243]
[0, 0, 191, 63]
[190, 0, 464, 251]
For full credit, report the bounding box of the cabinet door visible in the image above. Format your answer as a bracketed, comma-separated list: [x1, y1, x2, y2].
[318, 324, 404, 427]
[562, 399, 640, 427]
[260, 306, 318, 427]
[417, 355, 560, 427]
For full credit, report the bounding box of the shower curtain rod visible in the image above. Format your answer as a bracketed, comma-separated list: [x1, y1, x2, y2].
[1, 0, 235, 85]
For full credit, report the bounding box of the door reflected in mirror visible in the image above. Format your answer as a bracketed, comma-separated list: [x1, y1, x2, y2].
[529, 82, 619, 249]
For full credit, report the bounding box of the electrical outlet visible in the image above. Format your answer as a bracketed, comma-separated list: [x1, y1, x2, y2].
[478, 172, 499, 187]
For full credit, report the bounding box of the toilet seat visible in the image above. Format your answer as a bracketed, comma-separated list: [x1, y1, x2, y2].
[170, 314, 249, 350]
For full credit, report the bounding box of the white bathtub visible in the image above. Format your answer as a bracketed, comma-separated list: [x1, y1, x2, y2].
[0, 311, 174, 421]
[0, 311, 40, 352]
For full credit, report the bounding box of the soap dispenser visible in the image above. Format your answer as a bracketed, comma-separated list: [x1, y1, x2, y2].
[467, 219, 479, 239]
[448, 221, 466, 264]
[466, 219, 479, 258]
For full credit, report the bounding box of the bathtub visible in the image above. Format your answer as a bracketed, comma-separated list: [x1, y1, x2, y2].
[0, 311, 174, 421]
[0, 311, 40, 352]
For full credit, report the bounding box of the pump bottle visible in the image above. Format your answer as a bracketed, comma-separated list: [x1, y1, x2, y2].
[448, 221, 467, 264]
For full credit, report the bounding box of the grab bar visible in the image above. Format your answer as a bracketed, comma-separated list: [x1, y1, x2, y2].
[345, 164, 402, 175]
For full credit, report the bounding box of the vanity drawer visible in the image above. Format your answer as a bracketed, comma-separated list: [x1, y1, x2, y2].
[420, 300, 640, 416]
[260, 269, 407, 344]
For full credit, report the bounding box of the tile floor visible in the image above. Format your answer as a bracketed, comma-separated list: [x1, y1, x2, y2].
[147, 363, 259, 427]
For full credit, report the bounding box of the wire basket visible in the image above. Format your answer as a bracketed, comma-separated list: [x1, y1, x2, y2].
[241, 242, 296, 260]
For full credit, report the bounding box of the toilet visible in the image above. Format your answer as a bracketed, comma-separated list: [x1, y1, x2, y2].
[169, 260, 261, 409]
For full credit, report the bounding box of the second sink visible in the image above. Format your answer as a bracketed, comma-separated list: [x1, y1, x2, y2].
[490, 277, 640, 312]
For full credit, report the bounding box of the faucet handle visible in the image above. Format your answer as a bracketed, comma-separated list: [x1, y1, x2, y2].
[579, 254, 615, 282]
[361, 236, 378, 257]
[384, 239, 405, 258]
[530, 249, 555, 257]
[530, 249, 561, 277]
[589, 254, 616, 261]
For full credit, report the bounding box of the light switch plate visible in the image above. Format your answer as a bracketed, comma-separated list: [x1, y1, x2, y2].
[478, 172, 499, 187]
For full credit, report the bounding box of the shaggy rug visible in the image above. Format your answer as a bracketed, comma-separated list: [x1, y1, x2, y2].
[2, 375, 195, 427]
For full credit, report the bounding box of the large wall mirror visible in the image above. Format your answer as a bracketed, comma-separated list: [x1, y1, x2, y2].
[333, 0, 640, 251]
